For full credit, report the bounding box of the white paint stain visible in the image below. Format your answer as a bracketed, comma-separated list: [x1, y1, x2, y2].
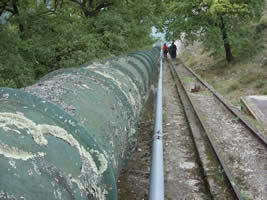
[2, 93, 9, 99]
[0, 113, 108, 200]
[82, 84, 91, 89]
[8, 160, 16, 168]
[71, 178, 85, 190]
[95, 187, 108, 200]
[85, 63, 104, 69]
[93, 150, 108, 174]
[86, 63, 144, 114]
[0, 141, 44, 161]
[115, 69, 141, 109]
[130, 128, 136, 136]
[0, 112, 108, 176]
[93, 70, 137, 110]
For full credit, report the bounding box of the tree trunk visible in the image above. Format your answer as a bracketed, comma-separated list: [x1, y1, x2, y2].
[223, 41, 232, 63]
[220, 16, 233, 62]
[12, 2, 24, 33]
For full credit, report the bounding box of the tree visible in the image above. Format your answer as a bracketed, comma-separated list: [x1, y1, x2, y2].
[0, 0, 163, 88]
[160, 0, 265, 62]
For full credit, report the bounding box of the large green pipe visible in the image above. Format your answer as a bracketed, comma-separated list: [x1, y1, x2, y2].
[0, 47, 160, 199]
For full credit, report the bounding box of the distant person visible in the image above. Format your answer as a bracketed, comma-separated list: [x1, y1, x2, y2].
[169, 42, 177, 59]
[162, 43, 168, 61]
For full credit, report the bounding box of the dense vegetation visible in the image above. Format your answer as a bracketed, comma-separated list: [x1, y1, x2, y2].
[0, 0, 163, 88]
[160, 0, 265, 62]
[1, 0, 265, 88]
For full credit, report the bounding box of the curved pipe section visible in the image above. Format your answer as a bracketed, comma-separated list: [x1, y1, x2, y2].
[0, 47, 160, 199]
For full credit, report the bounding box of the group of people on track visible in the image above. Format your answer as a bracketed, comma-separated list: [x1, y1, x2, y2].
[162, 42, 177, 61]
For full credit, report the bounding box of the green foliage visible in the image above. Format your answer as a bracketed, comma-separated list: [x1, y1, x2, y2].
[0, 0, 163, 88]
[261, 57, 267, 66]
[180, 76, 195, 83]
[260, 88, 267, 95]
[160, 0, 265, 62]
[239, 74, 259, 85]
[227, 81, 240, 92]
[255, 80, 265, 88]
[0, 24, 35, 87]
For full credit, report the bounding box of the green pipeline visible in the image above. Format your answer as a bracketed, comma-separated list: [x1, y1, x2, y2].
[0, 47, 160, 200]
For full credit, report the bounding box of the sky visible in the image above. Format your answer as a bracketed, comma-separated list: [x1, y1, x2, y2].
[151, 26, 166, 42]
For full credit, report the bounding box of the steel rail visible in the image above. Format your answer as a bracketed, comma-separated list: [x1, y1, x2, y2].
[168, 61, 244, 200]
[180, 60, 267, 145]
[149, 49, 164, 200]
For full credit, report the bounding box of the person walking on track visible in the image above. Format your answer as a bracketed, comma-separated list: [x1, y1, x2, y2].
[162, 43, 168, 61]
[169, 41, 177, 59]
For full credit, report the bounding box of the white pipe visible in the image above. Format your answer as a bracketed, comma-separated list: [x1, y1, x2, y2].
[149, 48, 164, 200]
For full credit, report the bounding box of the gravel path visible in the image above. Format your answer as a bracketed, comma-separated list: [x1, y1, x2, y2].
[174, 62, 267, 200]
[163, 61, 208, 200]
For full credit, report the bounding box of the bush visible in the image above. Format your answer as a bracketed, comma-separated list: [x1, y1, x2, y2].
[255, 80, 264, 88]
[227, 81, 240, 92]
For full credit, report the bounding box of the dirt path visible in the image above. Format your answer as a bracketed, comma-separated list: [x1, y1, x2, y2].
[163, 61, 208, 200]
[117, 89, 155, 200]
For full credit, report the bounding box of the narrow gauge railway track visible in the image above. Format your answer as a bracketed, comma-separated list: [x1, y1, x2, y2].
[168, 60, 267, 200]
[180, 60, 267, 145]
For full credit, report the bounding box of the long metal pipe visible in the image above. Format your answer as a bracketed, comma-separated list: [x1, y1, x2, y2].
[149, 49, 164, 200]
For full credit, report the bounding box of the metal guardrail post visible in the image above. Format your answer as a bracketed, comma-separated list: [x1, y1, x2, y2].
[149, 48, 164, 200]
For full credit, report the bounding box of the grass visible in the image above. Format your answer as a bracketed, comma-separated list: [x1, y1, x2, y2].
[255, 80, 265, 88]
[163, 111, 168, 122]
[198, 90, 212, 95]
[215, 166, 226, 182]
[227, 81, 240, 93]
[181, 30, 267, 101]
[240, 191, 254, 200]
[260, 87, 267, 95]
[244, 114, 265, 132]
[239, 74, 259, 85]
[231, 117, 240, 123]
[180, 76, 195, 83]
